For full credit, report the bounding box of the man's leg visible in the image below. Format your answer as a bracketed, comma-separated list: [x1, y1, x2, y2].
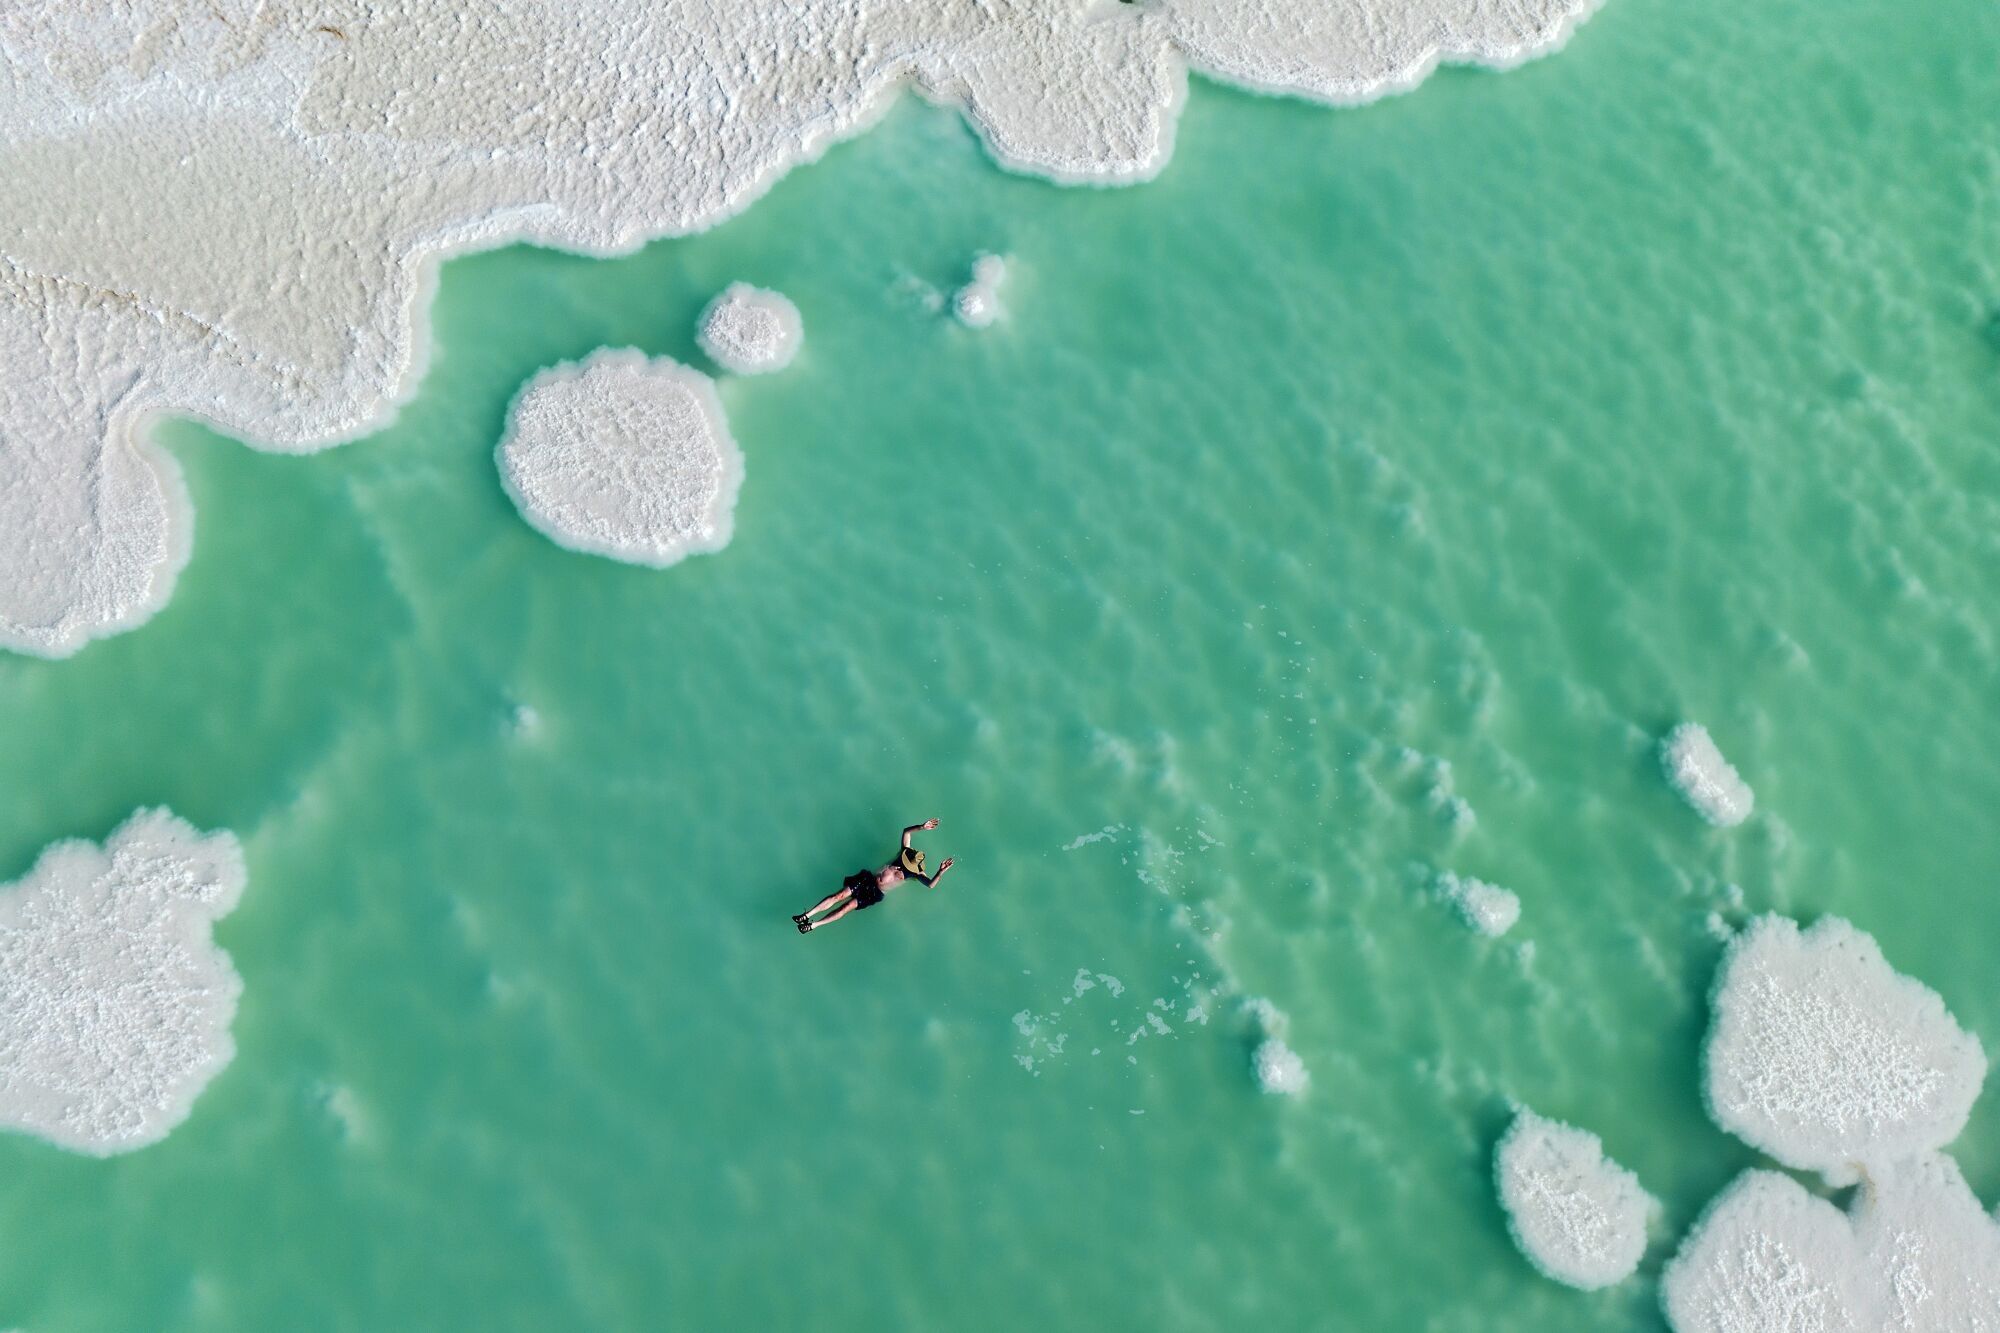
[808, 900, 859, 930]
[804, 888, 852, 919]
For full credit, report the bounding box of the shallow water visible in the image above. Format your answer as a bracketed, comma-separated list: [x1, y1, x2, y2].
[0, 0, 1997, 1325]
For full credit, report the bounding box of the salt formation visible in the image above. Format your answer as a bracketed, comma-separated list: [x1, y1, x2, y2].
[497, 350, 742, 567]
[1244, 997, 1308, 1094]
[1661, 724, 1754, 826]
[1704, 915, 1985, 1185]
[952, 255, 1009, 328]
[1436, 871, 1520, 936]
[1661, 1158, 2000, 1332]
[0, 0, 1599, 656]
[1494, 1110, 1654, 1290]
[0, 809, 247, 1154]
[1253, 1039, 1309, 1095]
[696, 283, 803, 374]
[1660, 914, 1999, 1332]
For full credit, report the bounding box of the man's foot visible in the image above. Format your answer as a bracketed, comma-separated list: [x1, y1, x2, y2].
[794, 915, 812, 933]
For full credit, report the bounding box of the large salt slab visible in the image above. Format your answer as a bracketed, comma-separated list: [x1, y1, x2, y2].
[1436, 871, 1520, 937]
[696, 283, 803, 375]
[1704, 915, 1986, 1184]
[1661, 724, 1754, 826]
[0, 809, 247, 1155]
[497, 350, 743, 567]
[1661, 1157, 2000, 1333]
[1495, 1110, 1654, 1290]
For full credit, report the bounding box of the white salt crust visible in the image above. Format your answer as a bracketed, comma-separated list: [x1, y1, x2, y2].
[696, 283, 803, 375]
[497, 351, 742, 567]
[1436, 871, 1520, 936]
[0, 809, 246, 1155]
[0, 0, 1599, 656]
[953, 255, 1009, 328]
[1704, 915, 1986, 1186]
[1495, 1110, 1654, 1290]
[1661, 1158, 2000, 1333]
[1662, 724, 1754, 826]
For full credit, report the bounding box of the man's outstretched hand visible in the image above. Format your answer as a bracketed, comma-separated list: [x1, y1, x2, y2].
[936, 857, 954, 876]
[920, 818, 941, 831]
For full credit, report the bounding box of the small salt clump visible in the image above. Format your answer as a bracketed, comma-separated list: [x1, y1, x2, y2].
[1243, 997, 1307, 1095]
[1495, 1109, 1654, 1290]
[1662, 723, 1754, 826]
[1704, 914, 1986, 1185]
[497, 349, 742, 567]
[0, 809, 248, 1155]
[1436, 871, 1520, 937]
[952, 254, 1008, 328]
[696, 282, 803, 374]
[1253, 1039, 1309, 1095]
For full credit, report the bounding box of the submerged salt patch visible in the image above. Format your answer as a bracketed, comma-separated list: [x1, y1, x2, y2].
[498, 350, 743, 568]
[1704, 915, 1986, 1185]
[0, 809, 247, 1155]
[1495, 1110, 1653, 1290]
[696, 283, 802, 375]
[1660, 1156, 2000, 1333]
[952, 255, 1008, 328]
[1662, 724, 1754, 826]
[1243, 997, 1308, 1094]
[1435, 871, 1520, 936]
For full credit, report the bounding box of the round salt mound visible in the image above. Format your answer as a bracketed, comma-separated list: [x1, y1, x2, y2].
[696, 282, 803, 375]
[0, 808, 247, 1155]
[1495, 1110, 1654, 1290]
[1253, 1038, 1308, 1095]
[952, 254, 1008, 328]
[1436, 870, 1520, 937]
[498, 350, 743, 567]
[1703, 914, 1987, 1185]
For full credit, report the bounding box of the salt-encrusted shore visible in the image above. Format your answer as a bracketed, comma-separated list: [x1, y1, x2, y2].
[1495, 1110, 1654, 1290]
[697, 283, 803, 375]
[497, 351, 742, 567]
[0, 809, 247, 1154]
[0, 0, 1600, 656]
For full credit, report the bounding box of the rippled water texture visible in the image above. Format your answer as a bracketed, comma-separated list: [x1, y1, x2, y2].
[0, 0, 1995, 1325]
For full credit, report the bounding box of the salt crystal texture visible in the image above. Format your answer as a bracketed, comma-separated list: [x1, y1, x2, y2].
[1437, 871, 1520, 936]
[1495, 1110, 1654, 1290]
[0, 809, 247, 1155]
[1662, 724, 1754, 826]
[497, 350, 742, 567]
[0, 0, 1600, 656]
[697, 283, 803, 374]
[1704, 915, 1986, 1185]
[1661, 1157, 2000, 1333]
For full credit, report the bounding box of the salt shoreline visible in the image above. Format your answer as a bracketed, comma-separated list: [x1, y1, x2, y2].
[0, 0, 1600, 656]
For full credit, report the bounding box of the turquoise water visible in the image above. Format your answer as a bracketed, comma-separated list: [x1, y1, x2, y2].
[2, 0, 1998, 1325]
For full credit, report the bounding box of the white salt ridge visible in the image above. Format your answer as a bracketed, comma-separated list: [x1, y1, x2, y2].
[1661, 1157, 2000, 1333]
[1495, 1110, 1654, 1290]
[0, 809, 246, 1155]
[0, 0, 1598, 657]
[496, 350, 743, 568]
[1662, 723, 1755, 826]
[696, 283, 803, 375]
[1704, 915, 1986, 1186]
[952, 255, 1008, 328]
[1436, 871, 1520, 936]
